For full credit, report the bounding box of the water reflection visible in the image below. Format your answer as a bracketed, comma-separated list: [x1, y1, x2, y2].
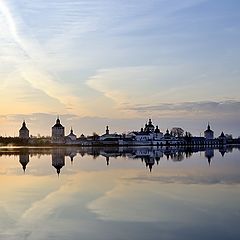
[0, 146, 239, 174]
[52, 148, 65, 176]
[19, 153, 29, 173]
[0, 146, 240, 240]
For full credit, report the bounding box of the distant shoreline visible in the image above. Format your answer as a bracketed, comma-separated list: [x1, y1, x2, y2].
[0, 143, 240, 148]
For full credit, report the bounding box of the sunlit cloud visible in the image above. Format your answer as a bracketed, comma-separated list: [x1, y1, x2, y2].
[86, 66, 240, 119]
[0, 0, 240, 134]
[127, 100, 240, 119]
[0, 0, 89, 115]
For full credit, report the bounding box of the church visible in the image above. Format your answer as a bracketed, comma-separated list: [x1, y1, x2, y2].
[51, 117, 65, 144]
[51, 117, 80, 145]
[19, 121, 29, 139]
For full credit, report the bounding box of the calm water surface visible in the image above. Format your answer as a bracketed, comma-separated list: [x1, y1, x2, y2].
[0, 146, 240, 240]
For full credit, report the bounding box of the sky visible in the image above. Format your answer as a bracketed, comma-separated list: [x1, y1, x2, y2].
[0, 0, 240, 137]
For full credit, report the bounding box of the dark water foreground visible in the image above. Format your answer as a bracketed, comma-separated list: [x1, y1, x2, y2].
[0, 146, 240, 240]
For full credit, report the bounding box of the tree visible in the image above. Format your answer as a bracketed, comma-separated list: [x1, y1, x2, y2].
[185, 131, 192, 138]
[225, 134, 233, 139]
[171, 127, 184, 138]
[92, 132, 99, 141]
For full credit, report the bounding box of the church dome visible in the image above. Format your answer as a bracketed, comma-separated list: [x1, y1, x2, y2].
[67, 128, 77, 141]
[154, 125, 160, 133]
[164, 129, 171, 138]
[204, 123, 213, 133]
[220, 132, 225, 137]
[144, 119, 155, 132]
[20, 121, 28, 131]
[52, 117, 64, 128]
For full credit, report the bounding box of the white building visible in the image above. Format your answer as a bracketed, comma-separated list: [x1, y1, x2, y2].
[99, 126, 122, 141]
[144, 119, 155, 133]
[65, 128, 77, 143]
[127, 119, 165, 145]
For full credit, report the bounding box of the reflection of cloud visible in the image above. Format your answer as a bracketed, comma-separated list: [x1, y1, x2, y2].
[1, 174, 83, 238]
[87, 166, 240, 223]
[127, 174, 240, 185]
[88, 181, 167, 222]
[20, 182, 76, 222]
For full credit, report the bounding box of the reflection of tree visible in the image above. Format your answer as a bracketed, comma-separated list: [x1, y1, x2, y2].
[205, 149, 214, 166]
[92, 149, 100, 159]
[172, 152, 184, 162]
[184, 148, 193, 158]
[144, 156, 155, 172]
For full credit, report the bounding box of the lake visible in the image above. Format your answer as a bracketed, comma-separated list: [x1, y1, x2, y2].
[0, 146, 240, 240]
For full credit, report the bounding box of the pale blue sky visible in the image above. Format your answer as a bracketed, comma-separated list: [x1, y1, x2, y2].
[0, 0, 240, 136]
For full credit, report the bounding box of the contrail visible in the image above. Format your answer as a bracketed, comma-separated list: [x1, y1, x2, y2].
[0, 0, 86, 115]
[0, 0, 29, 56]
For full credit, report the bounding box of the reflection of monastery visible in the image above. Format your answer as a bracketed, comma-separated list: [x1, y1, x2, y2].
[48, 118, 229, 146]
[14, 145, 237, 174]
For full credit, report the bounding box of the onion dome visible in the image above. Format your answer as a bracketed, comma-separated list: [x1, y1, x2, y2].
[164, 129, 171, 138]
[53, 117, 64, 128]
[20, 121, 28, 131]
[155, 125, 160, 133]
[204, 123, 213, 133]
[219, 132, 225, 138]
[148, 119, 154, 128]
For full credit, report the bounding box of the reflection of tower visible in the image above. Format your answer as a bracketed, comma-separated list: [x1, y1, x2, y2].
[219, 147, 226, 157]
[164, 147, 171, 160]
[52, 149, 65, 176]
[106, 156, 110, 166]
[205, 148, 214, 165]
[144, 156, 155, 172]
[19, 153, 29, 173]
[155, 150, 163, 164]
[155, 157, 160, 165]
[66, 148, 77, 164]
[69, 152, 77, 164]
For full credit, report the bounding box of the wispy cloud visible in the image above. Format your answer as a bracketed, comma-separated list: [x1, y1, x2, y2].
[86, 65, 240, 118]
[0, 0, 89, 115]
[127, 100, 240, 117]
[0, 0, 240, 134]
